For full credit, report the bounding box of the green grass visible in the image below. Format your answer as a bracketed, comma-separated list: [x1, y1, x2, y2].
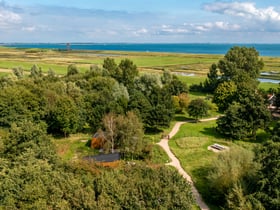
[52, 133, 97, 161]
[258, 82, 279, 90]
[150, 144, 170, 164]
[168, 121, 233, 209]
[167, 120, 270, 209]
[177, 75, 206, 86]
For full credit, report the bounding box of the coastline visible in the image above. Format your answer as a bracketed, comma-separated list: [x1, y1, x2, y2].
[2, 43, 280, 57]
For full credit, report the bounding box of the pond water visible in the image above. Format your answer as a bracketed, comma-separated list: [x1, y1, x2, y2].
[174, 71, 280, 84]
[258, 78, 280, 84]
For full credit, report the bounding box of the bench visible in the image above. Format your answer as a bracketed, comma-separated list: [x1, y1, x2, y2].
[210, 143, 225, 151]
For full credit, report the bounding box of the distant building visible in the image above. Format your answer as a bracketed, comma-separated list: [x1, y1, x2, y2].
[66, 43, 71, 51]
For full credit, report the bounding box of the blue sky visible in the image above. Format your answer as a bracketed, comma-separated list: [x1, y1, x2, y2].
[1, 0, 280, 43]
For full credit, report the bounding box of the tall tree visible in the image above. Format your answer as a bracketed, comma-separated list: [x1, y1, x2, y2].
[213, 81, 237, 111]
[100, 112, 144, 157]
[188, 98, 209, 121]
[271, 121, 280, 142]
[67, 64, 79, 76]
[118, 58, 138, 88]
[255, 141, 280, 210]
[218, 46, 263, 81]
[217, 91, 271, 140]
[203, 63, 219, 92]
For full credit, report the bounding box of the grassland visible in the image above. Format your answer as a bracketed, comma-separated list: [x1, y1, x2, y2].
[0, 47, 279, 91]
[0, 46, 279, 74]
[168, 120, 269, 210]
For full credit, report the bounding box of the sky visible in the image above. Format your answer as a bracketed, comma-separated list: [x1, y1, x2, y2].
[1, 0, 280, 43]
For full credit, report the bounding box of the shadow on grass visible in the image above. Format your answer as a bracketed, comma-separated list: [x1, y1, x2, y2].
[240, 131, 270, 144]
[174, 115, 194, 121]
[200, 127, 225, 139]
[144, 127, 164, 135]
[256, 131, 271, 143]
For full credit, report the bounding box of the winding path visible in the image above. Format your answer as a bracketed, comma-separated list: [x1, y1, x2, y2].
[157, 117, 218, 210]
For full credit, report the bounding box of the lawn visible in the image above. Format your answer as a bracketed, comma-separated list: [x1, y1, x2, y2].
[52, 133, 96, 161]
[167, 119, 271, 209]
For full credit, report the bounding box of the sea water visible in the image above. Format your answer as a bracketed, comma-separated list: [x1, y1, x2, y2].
[2, 43, 280, 57]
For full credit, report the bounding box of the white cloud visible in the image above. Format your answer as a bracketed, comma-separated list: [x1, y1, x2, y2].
[203, 2, 280, 22]
[185, 21, 240, 33]
[134, 28, 148, 36]
[159, 25, 189, 35]
[22, 26, 36, 32]
[0, 8, 21, 27]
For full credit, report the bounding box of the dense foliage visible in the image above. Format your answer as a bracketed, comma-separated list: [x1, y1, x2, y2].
[0, 121, 195, 209]
[199, 46, 271, 140]
[206, 142, 280, 210]
[187, 98, 209, 120]
[0, 58, 188, 140]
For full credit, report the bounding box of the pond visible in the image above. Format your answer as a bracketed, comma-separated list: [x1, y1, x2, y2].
[174, 71, 280, 84]
[258, 78, 280, 84]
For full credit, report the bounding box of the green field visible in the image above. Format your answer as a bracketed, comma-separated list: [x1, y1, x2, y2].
[1, 46, 280, 75]
[167, 120, 267, 210]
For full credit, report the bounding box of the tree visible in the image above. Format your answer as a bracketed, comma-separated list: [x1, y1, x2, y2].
[44, 93, 80, 136]
[30, 64, 43, 78]
[213, 81, 237, 111]
[255, 141, 280, 210]
[218, 46, 263, 81]
[103, 57, 120, 78]
[207, 147, 259, 206]
[67, 64, 79, 76]
[100, 112, 144, 157]
[0, 84, 45, 127]
[118, 58, 138, 88]
[128, 89, 152, 126]
[271, 121, 280, 142]
[172, 93, 189, 113]
[101, 112, 118, 153]
[188, 98, 209, 121]
[216, 102, 249, 139]
[226, 182, 264, 210]
[12, 67, 24, 79]
[116, 111, 144, 158]
[202, 46, 263, 96]
[133, 73, 175, 129]
[203, 63, 219, 92]
[275, 86, 280, 108]
[2, 121, 56, 161]
[164, 76, 188, 96]
[217, 92, 271, 140]
[93, 164, 194, 209]
[0, 122, 97, 209]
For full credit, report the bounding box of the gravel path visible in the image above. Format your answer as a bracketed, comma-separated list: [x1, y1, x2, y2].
[157, 117, 219, 210]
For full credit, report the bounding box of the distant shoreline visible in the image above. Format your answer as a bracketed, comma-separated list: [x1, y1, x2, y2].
[2, 43, 280, 57]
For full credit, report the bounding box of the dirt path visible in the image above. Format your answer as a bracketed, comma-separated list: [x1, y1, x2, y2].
[157, 117, 219, 210]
